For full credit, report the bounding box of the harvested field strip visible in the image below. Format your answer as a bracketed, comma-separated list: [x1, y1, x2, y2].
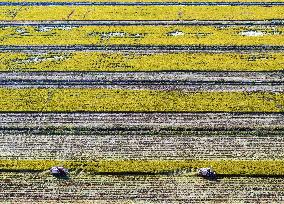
[0, 112, 282, 130]
[1, 71, 282, 83]
[0, 89, 283, 112]
[0, 71, 283, 91]
[5, 84, 281, 92]
[1, 51, 284, 71]
[0, 173, 284, 202]
[1, 128, 283, 137]
[0, 6, 284, 21]
[3, 25, 284, 46]
[2, 133, 284, 160]
[1, 159, 284, 176]
[2, 45, 284, 52]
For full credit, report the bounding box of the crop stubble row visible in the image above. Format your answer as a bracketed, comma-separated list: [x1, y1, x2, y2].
[1, 133, 284, 160]
[0, 112, 282, 129]
[0, 71, 282, 91]
[0, 112, 283, 160]
[0, 172, 283, 202]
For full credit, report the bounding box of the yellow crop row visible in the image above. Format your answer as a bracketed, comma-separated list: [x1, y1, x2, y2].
[0, 6, 284, 20]
[1, 159, 284, 176]
[1, 25, 284, 46]
[0, 88, 283, 112]
[1, 52, 284, 72]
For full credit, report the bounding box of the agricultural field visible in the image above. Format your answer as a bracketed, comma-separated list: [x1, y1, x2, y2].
[0, 0, 284, 203]
[2, 51, 284, 71]
[3, 25, 284, 45]
[1, 5, 284, 20]
[1, 173, 284, 203]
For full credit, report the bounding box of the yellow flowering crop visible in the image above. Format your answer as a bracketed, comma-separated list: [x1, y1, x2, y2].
[1, 52, 283, 72]
[1, 159, 284, 176]
[0, 6, 284, 20]
[0, 88, 283, 112]
[1, 25, 284, 46]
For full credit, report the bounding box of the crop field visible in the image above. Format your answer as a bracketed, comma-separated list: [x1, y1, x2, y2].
[0, 0, 284, 203]
[1, 51, 284, 71]
[1, 6, 284, 20]
[1, 173, 284, 202]
[3, 25, 284, 46]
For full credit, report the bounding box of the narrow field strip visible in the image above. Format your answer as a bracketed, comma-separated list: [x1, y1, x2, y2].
[0, 71, 283, 91]
[2, 20, 284, 26]
[1, 51, 284, 71]
[2, 132, 284, 160]
[1, 159, 284, 176]
[5, 84, 282, 92]
[1, 128, 282, 137]
[0, 173, 284, 202]
[2, 45, 284, 52]
[2, 2, 284, 6]
[1, 71, 282, 82]
[3, 25, 284, 46]
[0, 112, 282, 129]
[2, 0, 284, 2]
[0, 89, 283, 112]
[0, 6, 284, 20]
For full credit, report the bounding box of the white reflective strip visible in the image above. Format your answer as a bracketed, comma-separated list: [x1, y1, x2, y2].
[51, 169, 59, 174]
